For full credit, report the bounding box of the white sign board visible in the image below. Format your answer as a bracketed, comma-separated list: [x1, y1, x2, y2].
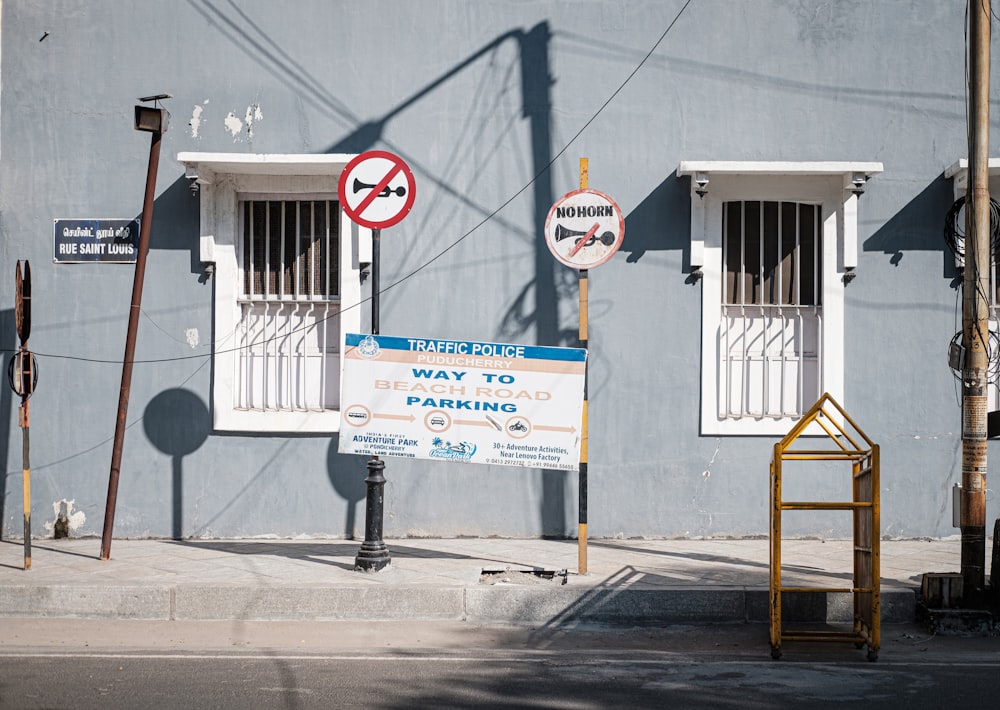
[338, 334, 587, 470]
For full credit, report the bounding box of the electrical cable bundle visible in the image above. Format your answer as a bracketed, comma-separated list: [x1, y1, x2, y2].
[943, 194, 1000, 260]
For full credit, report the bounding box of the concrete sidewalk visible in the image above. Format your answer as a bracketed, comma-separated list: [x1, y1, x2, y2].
[0, 537, 964, 625]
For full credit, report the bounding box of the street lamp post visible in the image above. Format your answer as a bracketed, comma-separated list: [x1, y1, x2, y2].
[100, 95, 170, 561]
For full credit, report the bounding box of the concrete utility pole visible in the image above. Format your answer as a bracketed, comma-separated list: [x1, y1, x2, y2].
[962, 0, 991, 602]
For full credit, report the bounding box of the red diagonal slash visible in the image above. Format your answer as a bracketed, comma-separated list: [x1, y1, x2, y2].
[568, 223, 601, 258]
[355, 162, 403, 217]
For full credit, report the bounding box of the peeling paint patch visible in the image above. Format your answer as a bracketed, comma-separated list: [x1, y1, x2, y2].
[245, 103, 263, 139]
[224, 112, 243, 140]
[44, 499, 86, 538]
[189, 100, 209, 138]
[185, 328, 199, 348]
[224, 104, 262, 142]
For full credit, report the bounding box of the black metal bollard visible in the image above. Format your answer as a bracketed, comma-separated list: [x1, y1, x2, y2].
[354, 456, 390, 572]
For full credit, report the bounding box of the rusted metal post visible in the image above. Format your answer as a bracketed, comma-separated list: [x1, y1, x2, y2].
[355, 228, 390, 572]
[12, 260, 34, 570]
[961, 0, 991, 602]
[100, 112, 165, 561]
[20, 397, 30, 570]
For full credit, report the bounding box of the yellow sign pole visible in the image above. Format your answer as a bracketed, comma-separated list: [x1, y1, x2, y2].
[578, 158, 589, 575]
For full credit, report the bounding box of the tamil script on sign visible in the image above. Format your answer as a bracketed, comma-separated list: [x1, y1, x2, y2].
[338, 334, 587, 470]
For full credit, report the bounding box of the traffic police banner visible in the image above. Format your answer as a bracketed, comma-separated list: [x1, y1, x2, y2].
[338, 334, 587, 470]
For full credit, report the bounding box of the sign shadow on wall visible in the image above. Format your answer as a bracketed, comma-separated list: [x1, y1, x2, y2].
[144, 388, 210, 539]
[148, 176, 206, 278]
[863, 176, 957, 281]
[326, 23, 577, 537]
[619, 171, 691, 268]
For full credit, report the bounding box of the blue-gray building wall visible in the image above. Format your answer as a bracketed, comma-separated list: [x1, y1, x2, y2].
[0, 0, 994, 540]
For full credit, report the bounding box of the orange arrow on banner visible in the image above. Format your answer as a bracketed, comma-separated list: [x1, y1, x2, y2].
[534, 424, 577, 434]
[454, 419, 495, 428]
[373, 412, 416, 423]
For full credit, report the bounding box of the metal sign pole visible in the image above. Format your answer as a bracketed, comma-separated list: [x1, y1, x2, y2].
[15, 261, 33, 570]
[355, 228, 391, 572]
[542, 160, 623, 575]
[336, 149, 415, 573]
[20, 387, 31, 570]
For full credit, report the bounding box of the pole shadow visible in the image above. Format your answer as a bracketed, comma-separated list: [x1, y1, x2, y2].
[327, 439, 366, 539]
[0, 308, 12, 539]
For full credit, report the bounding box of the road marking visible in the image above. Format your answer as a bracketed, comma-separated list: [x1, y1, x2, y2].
[3, 652, 999, 668]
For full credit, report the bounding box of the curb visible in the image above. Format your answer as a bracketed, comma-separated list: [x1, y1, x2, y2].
[0, 584, 917, 625]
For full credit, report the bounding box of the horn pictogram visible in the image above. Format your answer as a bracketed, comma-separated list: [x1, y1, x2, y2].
[353, 177, 407, 198]
[554, 223, 615, 248]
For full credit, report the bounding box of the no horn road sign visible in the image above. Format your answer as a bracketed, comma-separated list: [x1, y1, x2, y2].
[544, 188, 624, 269]
[338, 150, 416, 230]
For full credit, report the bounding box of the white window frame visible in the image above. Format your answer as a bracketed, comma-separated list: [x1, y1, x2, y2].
[178, 153, 371, 433]
[678, 161, 882, 436]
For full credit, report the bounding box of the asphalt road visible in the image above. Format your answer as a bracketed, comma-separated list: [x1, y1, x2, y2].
[1, 620, 999, 709]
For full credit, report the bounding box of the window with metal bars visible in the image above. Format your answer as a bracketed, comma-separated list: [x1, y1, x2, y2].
[237, 198, 341, 413]
[720, 200, 822, 419]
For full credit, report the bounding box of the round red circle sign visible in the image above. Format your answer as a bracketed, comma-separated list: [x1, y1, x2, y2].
[338, 150, 416, 230]
[543, 188, 624, 269]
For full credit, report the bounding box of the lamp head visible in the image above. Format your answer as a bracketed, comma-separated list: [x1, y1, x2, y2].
[850, 172, 867, 197]
[694, 172, 709, 199]
[134, 94, 172, 133]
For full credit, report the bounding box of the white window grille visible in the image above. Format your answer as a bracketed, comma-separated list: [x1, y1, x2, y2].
[678, 161, 882, 436]
[177, 152, 368, 433]
[720, 200, 822, 419]
[237, 199, 340, 413]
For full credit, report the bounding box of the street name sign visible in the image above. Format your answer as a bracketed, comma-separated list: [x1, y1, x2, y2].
[53, 219, 141, 263]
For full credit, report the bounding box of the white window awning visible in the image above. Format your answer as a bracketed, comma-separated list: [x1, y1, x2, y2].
[944, 158, 1000, 194]
[677, 160, 883, 272]
[178, 152, 357, 183]
[678, 160, 883, 183]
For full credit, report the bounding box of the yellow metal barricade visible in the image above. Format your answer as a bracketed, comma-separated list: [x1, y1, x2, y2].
[769, 393, 880, 661]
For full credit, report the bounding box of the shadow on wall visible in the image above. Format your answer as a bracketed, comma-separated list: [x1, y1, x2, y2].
[327, 439, 366, 539]
[0, 309, 12, 539]
[147, 176, 204, 275]
[158, 19, 673, 538]
[863, 176, 957, 279]
[143, 388, 210, 539]
[620, 171, 691, 267]
[324, 23, 576, 537]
